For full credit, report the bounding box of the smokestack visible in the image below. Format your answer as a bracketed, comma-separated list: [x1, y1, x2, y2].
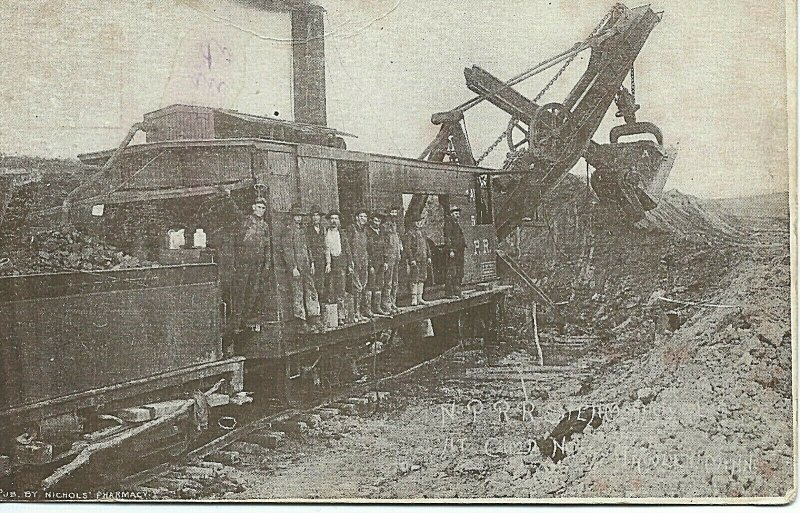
[291, 4, 327, 126]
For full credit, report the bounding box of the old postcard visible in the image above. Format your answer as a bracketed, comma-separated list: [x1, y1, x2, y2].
[0, 0, 795, 504]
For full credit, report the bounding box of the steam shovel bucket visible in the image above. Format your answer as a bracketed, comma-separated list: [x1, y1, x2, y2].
[644, 145, 677, 202]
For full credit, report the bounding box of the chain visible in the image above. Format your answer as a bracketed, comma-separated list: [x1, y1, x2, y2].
[475, 127, 510, 165]
[532, 7, 616, 104]
[630, 64, 636, 102]
[533, 52, 579, 105]
[473, 4, 620, 166]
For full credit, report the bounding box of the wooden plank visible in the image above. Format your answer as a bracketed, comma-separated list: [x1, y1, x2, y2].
[269, 286, 511, 358]
[297, 156, 338, 213]
[296, 143, 367, 162]
[79, 180, 253, 205]
[496, 250, 554, 308]
[1, 358, 245, 426]
[116, 407, 152, 423]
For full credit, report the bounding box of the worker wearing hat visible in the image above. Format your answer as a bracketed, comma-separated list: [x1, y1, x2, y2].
[366, 211, 389, 316]
[345, 208, 370, 322]
[231, 197, 271, 332]
[404, 212, 431, 305]
[306, 205, 327, 304]
[381, 205, 403, 313]
[444, 204, 467, 298]
[281, 203, 321, 332]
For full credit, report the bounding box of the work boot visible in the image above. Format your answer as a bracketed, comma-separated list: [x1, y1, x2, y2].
[418, 283, 429, 305]
[353, 294, 365, 322]
[381, 292, 393, 314]
[309, 315, 325, 333]
[364, 291, 375, 318]
[410, 283, 419, 306]
[297, 319, 310, 333]
[374, 292, 389, 315]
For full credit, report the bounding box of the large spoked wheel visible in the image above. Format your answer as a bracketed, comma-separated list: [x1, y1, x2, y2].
[530, 102, 577, 162]
[506, 117, 531, 152]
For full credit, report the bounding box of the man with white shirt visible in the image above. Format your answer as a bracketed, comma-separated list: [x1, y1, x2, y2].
[324, 211, 350, 325]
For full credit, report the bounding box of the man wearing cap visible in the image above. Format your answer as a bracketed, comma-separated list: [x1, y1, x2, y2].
[404, 213, 431, 306]
[346, 208, 370, 322]
[231, 197, 271, 331]
[381, 205, 403, 313]
[366, 211, 388, 316]
[306, 205, 327, 303]
[325, 211, 350, 326]
[281, 203, 321, 331]
[444, 204, 467, 298]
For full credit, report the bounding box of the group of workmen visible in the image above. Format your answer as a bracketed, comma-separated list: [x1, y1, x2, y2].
[235, 198, 467, 332]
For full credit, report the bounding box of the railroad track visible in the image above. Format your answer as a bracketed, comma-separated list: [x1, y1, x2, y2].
[105, 341, 468, 499]
[98, 335, 603, 500]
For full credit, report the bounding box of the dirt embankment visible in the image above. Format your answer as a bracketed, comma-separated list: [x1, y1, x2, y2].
[525, 248, 793, 499]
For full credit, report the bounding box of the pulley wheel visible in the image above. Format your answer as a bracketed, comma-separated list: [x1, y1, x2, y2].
[506, 117, 531, 152]
[530, 102, 577, 162]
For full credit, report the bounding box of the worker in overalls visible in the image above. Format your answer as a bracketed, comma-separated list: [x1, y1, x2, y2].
[325, 211, 350, 326]
[306, 205, 327, 303]
[366, 211, 389, 316]
[231, 197, 271, 332]
[281, 203, 321, 332]
[444, 204, 467, 298]
[405, 213, 431, 306]
[381, 205, 403, 313]
[346, 208, 370, 322]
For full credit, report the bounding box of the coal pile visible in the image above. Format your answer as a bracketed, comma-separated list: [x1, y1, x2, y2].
[1, 227, 156, 276]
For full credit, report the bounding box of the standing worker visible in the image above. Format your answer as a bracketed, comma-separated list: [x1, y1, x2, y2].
[405, 213, 431, 306]
[381, 205, 403, 313]
[324, 211, 350, 326]
[231, 197, 271, 332]
[346, 208, 370, 322]
[306, 205, 327, 303]
[444, 204, 467, 298]
[366, 211, 389, 316]
[281, 203, 321, 332]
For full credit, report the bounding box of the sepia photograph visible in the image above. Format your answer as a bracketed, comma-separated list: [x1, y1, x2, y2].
[0, 0, 795, 504]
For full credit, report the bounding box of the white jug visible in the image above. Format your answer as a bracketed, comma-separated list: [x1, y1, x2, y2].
[193, 228, 207, 248]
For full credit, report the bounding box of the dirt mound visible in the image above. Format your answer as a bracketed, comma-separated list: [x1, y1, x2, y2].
[0, 172, 81, 239]
[707, 192, 790, 219]
[504, 184, 746, 359]
[525, 250, 793, 498]
[637, 190, 767, 243]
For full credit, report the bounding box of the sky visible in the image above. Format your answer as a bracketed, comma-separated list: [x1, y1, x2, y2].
[0, 0, 792, 198]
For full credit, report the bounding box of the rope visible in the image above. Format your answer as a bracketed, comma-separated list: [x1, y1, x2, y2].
[657, 296, 740, 309]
